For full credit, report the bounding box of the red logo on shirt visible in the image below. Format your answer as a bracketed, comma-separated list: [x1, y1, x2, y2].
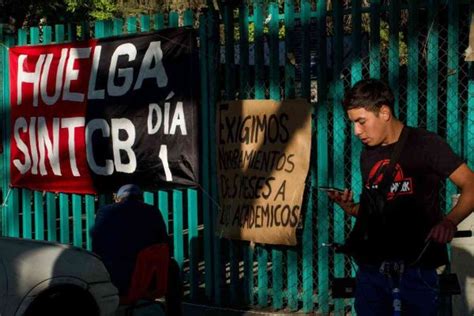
[367, 159, 413, 200]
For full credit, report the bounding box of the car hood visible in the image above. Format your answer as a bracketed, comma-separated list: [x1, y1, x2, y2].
[0, 237, 111, 295]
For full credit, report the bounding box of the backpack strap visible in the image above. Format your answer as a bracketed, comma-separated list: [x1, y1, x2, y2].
[375, 126, 410, 195]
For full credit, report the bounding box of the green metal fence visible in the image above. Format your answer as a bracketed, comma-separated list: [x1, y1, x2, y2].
[1, 1, 473, 314]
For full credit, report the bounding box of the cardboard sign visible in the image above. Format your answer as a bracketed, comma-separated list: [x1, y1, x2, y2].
[466, 12, 474, 61]
[216, 99, 312, 246]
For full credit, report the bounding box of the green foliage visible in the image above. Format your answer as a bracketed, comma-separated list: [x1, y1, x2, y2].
[379, 20, 408, 66]
[231, 21, 285, 44]
[115, 0, 206, 17]
[1, 0, 408, 66]
[90, 0, 118, 20]
[0, 0, 69, 27]
[0, 0, 117, 29]
[65, 0, 117, 21]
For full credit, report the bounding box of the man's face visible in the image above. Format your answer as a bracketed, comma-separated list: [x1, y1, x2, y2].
[347, 107, 388, 146]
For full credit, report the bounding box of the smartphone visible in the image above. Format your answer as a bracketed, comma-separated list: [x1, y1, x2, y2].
[318, 186, 345, 194]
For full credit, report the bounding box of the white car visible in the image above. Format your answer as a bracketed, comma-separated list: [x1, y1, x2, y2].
[0, 236, 119, 316]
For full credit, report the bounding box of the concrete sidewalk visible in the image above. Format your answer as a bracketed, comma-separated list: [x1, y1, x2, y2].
[182, 302, 310, 316]
[117, 301, 311, 315]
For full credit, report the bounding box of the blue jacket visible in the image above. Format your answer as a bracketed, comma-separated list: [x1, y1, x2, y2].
[90, 199, 168, 295]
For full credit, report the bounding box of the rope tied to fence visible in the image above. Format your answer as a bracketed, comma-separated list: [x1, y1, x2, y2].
[1, 187, 12, 208]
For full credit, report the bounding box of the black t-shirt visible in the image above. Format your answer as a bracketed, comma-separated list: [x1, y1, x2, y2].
[359, 126, 463, 267]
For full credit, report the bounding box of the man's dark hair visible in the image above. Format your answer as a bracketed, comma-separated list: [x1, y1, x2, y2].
[342, 78, 395, 115]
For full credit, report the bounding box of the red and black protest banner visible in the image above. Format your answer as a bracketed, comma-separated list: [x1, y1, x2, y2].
[9, 28, 199, 194]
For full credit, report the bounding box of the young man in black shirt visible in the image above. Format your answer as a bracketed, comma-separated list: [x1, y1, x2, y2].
[328, 79, 474, 315]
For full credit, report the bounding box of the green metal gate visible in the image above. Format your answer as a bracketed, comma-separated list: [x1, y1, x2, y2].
[1, 1, 473, 314]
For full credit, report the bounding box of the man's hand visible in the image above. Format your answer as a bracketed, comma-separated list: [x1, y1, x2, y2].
[426, 217, 458, 243]
[327, 189, 358, 217]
